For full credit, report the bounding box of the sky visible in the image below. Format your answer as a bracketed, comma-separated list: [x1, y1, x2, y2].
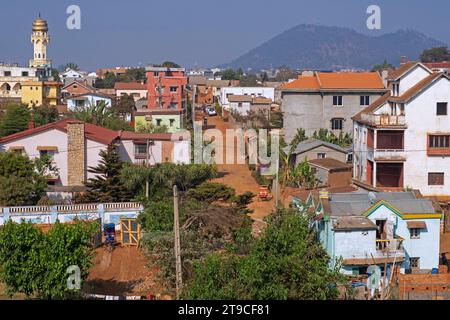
[0, 0, 449, 71]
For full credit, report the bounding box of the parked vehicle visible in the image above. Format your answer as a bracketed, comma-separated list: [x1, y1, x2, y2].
[103, 223, 116, 252]
[206, 106, 217, 116]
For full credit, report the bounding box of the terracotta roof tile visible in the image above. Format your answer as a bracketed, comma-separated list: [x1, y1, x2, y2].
[114, 82, 147, 90]
[281, 72, 385, 90]
[387, 61, 419, 80]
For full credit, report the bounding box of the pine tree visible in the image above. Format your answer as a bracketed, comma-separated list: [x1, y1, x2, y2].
[80, 145, 132, 203]
[0, 104, 30, 137]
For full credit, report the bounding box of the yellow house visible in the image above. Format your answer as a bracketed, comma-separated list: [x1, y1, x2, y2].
[21, 81, 61, 107]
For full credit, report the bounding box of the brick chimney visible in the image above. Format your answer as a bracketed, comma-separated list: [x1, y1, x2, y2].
[67, 121, 86, 186]
[400, 56, 407, 65]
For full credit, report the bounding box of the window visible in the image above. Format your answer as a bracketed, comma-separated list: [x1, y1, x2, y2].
[153, 72, 159, 77]
[170, 86, 178, 93]
[238, 103, 243, 108]
[134, 144, 147, 156]
[332, 96, 343, 106]
[410, 228, 420, 239]
[428, 172, 444, 186]
[22, 71, 29, 76]
[410, 257, 420, 269]
[169, 119, 175, 127]
[156, 119, 162, 126]
[317, 153, 326, 159]
[331, 118, 344, 130]
[437, 102, 448, 116]
[4, 71, 11, 76]
[360, 96, 370, 106]
[169, 102, 177, 109]
[429, 135, 450, 148]
[39, 150, 54, 159]
[73, 85, 78, 89]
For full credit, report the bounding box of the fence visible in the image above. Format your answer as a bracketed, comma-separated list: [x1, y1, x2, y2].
[0, 202, 144, 230]
[398, 274, 450, 300]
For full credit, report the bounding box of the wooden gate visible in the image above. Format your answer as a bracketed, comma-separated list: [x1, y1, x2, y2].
[120, 218, 141, 246]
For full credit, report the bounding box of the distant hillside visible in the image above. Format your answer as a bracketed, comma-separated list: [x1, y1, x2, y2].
[220, 24, 446, 71]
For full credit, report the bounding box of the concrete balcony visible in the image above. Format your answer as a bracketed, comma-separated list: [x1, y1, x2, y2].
[374, 238, 406, 259]
[0, 90, 21, 98]
[374, 149, 406, 162]
[360, 114, 406, 127]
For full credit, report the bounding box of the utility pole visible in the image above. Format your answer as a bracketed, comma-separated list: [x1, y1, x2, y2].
[192, 84, 196, 128]
[275, 158, 279, 207]
[145, 139, 150, 199]
[173, 185, 182, 299]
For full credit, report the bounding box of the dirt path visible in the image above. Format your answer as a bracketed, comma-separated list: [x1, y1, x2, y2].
[84, 245, 164, 297]
[201, 113, 275, 225]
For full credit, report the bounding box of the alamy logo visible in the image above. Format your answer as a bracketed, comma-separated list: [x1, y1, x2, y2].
[66, 5, 81, 30]
[366, 5, 381, 30]
[67, 265, 81, 290]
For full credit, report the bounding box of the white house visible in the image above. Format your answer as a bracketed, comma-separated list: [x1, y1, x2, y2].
[315, 191, 442, 275]
[67, 92, 113, 110]
[353, 62, 450, 198]
[0, 119, 190, 190]
[114, 82, 147, 101]
[220, 87, 275, 109]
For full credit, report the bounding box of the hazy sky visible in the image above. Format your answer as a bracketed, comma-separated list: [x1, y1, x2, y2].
[0, 0, 449, 71]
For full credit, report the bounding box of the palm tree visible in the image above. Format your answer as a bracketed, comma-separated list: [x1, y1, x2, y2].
[279, 128, 307, 186]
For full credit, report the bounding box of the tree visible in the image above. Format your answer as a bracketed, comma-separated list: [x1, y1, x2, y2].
[0, 152, 48, 206]
[75, 145, 132, 203]
[135, 122, 168, 133]
[70, 100, 132, 131]
[279, 129, 307, 186]
[32, 105, 59, 127]
[372, 59, 394, 72]
[420, 46, 450, 63]
[0, 104, 30, 137]
[64, 62, 80, 71]
[184, 208, 346, 300]
[160, 61, 181, 68]
[0, 220, 98, 299]
[220, 68, 238, 80]
[275, 66, 297, 82]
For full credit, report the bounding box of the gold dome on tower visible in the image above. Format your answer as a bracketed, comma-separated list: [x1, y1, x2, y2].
[32, 14, 48, 32]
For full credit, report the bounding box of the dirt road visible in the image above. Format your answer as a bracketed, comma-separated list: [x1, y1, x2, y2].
[201, 113, 275, 224]
[84, 245, 164, 297]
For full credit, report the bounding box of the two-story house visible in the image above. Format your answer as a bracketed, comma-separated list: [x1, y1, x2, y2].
[281, 72, 387, 142]
[0, 119, 190, 190]
[352, 62, 450, 198]
[313, 191, 442, 275]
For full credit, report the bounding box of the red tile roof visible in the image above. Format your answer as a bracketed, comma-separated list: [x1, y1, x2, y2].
[281, 72, 385, 90]
[114, 82, 147, 90]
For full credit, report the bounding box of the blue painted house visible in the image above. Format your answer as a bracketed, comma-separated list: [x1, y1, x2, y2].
[312, 191, 442, 275]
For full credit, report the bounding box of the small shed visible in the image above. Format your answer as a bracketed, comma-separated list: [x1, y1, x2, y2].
[309, 158, 353, 188]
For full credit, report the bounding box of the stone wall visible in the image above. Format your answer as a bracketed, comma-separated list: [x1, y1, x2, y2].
[67, 121, 86, 186]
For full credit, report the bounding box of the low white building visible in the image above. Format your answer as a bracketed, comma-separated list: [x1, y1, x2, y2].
[314, 191, 442, 275]
[220, 86, 274, 109]
[353, 62, 450, 197]
[0, 119, 190, 189]
[67, 92, 113, 110]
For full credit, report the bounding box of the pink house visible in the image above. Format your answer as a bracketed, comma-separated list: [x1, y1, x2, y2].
[0, 119, 190, 191]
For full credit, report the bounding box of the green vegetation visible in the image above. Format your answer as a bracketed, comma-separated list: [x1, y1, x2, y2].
[184, 207, 346, 300]
[0, 152, 57, 206]
[94, 67, 147, 89]
[0, 220, 98, 299]
[372, 59, 394, 72]
[420, 46, 450, 63]
[74, 145, 132, 203]
[312, 128, 352, 147]
[70, 101, 132, 131]
[0, 104, 30, 137]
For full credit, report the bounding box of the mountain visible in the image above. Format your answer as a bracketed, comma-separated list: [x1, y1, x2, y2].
[220, 24, 447, 71]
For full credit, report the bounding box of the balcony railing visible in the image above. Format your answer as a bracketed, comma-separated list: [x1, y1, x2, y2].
[361, 114, 406, 127]
[376, 238, 404, 252]
[374, 149, 406, 161]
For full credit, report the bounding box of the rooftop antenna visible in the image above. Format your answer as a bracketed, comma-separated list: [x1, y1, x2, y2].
[368, 192, 376, 204]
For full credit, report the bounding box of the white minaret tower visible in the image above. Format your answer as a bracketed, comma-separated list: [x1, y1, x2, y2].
[29, 14, 51, 68]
